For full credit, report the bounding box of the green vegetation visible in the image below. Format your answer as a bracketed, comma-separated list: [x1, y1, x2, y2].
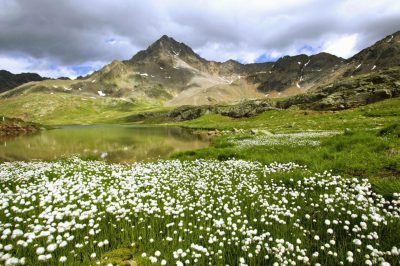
[98, 246, 150, 266]
[173, 127, 400, 196]
[0, 93, 170, 125]
[177, 97, 400, 131]
[167, 98, 400, 198]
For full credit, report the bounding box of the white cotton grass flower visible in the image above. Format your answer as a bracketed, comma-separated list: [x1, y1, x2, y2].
[38, 255, 47, 261]
[5, 257, 20, 265]
[346, 256, 354, 263]
[36, 247, 45, 255]
[11, 229, 23, 239]
[46, 243, 57, 252]
[391, 246, 399, 256]
[59, 241, 68, 248]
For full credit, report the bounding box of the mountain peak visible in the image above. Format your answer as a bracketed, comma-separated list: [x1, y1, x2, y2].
[159, 34, 175, 42]
[130, 35, 203, 63]
[153, 35, 178, 46]
[147, 35, 192, 55]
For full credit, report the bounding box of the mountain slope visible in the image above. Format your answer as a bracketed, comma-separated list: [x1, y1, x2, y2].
[344, 31, 400, 76]
[255, 53, 344, 95]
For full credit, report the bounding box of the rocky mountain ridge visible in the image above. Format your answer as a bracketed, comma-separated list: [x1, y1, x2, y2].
[1, 31, 399, 108]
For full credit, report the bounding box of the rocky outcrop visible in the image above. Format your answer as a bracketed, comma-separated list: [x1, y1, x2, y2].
[215, 99, 276, 118]
[278, 67, 400, 110]
[168, 105, 213, 121]
[166, 99, 276, 121]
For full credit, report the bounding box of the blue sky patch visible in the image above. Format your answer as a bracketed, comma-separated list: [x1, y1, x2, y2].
[255, 54, 280, 63]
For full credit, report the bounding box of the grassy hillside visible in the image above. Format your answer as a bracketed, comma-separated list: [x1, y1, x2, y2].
[0, 93, 169, 125]
[177, 97, 400, 132]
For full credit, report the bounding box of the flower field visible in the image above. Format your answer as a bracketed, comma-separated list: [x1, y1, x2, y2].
[0, 158, 399, 265]
[227, 131, 340, 148]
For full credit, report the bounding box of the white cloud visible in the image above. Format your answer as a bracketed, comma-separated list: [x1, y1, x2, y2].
[0, 55, 31, 73]
[322, 34, 359, 58]
[0, 54, 104, 78]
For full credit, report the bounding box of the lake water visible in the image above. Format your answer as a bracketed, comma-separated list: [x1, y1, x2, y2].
[0, 125, 209, 162]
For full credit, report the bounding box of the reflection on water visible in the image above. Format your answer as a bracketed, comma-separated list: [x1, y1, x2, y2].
[0, 125, 209, 163]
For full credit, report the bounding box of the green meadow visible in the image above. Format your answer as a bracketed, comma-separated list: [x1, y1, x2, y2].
[0, 97, 399, 265]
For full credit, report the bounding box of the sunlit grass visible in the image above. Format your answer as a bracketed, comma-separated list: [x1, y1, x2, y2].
[178, 98, 400, 132]
[0, 93, 171, 125]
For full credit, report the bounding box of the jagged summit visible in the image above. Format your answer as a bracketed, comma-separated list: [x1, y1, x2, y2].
[146, 35, 185, 54]
[130, 35, 204, 64]
[152, 35, 181, 47]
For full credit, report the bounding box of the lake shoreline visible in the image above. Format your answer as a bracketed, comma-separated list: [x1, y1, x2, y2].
[0, 116, 41, 139]
[0, 125, 210, 163]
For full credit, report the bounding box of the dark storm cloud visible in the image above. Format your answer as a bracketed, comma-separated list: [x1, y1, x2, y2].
[0, 0, 399, 77]
[0, 0, 150, 63]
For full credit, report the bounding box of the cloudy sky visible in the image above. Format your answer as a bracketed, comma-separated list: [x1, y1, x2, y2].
[0, 0, 399, 78]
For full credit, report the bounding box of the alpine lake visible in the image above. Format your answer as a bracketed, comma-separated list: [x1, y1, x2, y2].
[0, 125, 210, 162]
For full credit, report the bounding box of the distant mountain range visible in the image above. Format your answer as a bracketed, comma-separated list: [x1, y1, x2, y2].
[0, 31, 399, 107]
[0, 70, 47, 93]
